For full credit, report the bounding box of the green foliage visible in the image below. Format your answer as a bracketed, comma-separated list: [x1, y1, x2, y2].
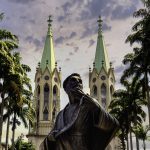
[109, 1, 150, 149]
[0, 13, 35, 149]
[9, 136, 35, 150]
[122, 0, 150, 126]
[134, 125, 150, 141]
[109, 79, 147, 150]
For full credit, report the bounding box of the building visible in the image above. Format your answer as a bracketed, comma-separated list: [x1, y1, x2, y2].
[89, 16, 115, 110]
[28, 16, 119, 150]
[89, 16, 119, 150]
[27, 16, 61, 150]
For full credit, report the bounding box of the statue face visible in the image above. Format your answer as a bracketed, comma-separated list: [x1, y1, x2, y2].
[65, 75, 83, 94]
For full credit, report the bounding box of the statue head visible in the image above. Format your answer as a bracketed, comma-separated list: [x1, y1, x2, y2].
[63, 73, 83, 95]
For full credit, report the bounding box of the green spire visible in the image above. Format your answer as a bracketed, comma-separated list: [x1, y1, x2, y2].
[40, 15, 56, 73]
[94, 16, 110, 73]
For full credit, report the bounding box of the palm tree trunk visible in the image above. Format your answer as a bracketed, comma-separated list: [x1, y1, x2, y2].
[11, 113, 16, 150]
[121, 129, 126, 150]
[143, 140, 146, 150]
[0, 95, 4, 146]
[5, 114, 10, 150]
[129, 130, 133, 150]
[145, 72, 150, 125]
[121, 136, 126, 150]
[126, 134, 129, 150]
[134, 113, 140, 150]
[135, 134, 140, 150]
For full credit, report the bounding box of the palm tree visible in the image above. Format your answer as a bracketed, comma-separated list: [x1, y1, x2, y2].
[2, 52, 34, 150]
[134, 125, 150, 150]
[123, 0, 150, 124]
[109, 79, 146, 150]
[109, 89, 129, 150]
[0, 13, 19, 145]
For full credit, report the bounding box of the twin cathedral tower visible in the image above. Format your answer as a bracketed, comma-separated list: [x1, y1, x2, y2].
[28, 16, 115, 149]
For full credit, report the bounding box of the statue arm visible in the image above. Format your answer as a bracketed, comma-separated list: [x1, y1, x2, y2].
[82, 94, 119, 131]
[93, 107, 119, 131]
[72, 89, 119, 131]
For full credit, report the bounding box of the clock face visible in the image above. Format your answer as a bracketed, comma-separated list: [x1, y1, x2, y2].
[54, 77, 58, 82]
[44, 75, 49, 80]
[101, 75, 106, 80]
[92, 78, 96, 82]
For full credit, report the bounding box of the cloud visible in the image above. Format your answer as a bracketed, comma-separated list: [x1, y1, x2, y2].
[69, 52, 74, 55]
[25, 36, 42, 48]
[111, 5, 137, 20]
[59, 25, 63, 31]
[74, 46, 79, 52]
[55, 36, 65, 45]
[65, 58, 70, 61]
[69, 32, 77, 39]
[20, 16, 27, 20]
[29, 19, 35, 24]
[79, 0, 139, 22]
[7, 0, 35, 4]
[66, 42, 75, 47]
[88, 39, 95, 48]
[54, 32, 77, 45]
[62, 2, 72, 12]
[79, 0, 114, 21]
[58, 16, 66, 22]
[103, 23, 111, 31]
[114, 65, 125, 74]
[80, 19, 111, 40]
[80, 26, 96, 39]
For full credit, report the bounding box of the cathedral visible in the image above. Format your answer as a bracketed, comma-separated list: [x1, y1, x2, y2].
[27, 16, 119, 150]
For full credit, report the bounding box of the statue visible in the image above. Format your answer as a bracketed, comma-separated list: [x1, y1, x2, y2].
[40, 73, 119, 150]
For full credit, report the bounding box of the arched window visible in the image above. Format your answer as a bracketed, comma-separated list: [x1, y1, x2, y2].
[101, 84, 107, 108]
[44, 84, 49, 105]
[43, 108, 48, 121]
[37, 85, 40, 104]
[92, 85, 97, 97]
[52, 107, 56, 122]
[37, 85, 40, 95]
[36, 85, 40, 122]
[53, 85, 58, 105]
[110, 85, 114, 101]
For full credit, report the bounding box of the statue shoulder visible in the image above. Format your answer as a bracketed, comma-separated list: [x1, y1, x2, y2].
[82, 94, 100, 108]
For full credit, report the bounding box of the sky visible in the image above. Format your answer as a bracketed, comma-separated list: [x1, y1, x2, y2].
[0, 0, 150, 148]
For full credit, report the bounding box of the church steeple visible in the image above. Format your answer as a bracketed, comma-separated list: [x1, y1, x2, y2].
[28, 16, 61, 150]
[89, 16, 115, 110]
[94, 16, 110, 73]
[40, 15, 55, 73]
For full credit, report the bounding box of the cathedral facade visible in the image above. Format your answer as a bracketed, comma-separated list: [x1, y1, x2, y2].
[27, 16, 61, 150]
[28, 16, 119, 150]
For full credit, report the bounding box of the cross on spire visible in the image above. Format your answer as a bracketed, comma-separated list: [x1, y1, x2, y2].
[97, 16, 102, 32]
[47, 15, 53, 27]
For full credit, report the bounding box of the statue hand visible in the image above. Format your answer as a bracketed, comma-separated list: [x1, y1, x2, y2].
[70, 87, 85, 99]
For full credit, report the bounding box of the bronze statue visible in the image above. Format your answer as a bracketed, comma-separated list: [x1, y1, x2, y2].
[40, 73, 119, 150]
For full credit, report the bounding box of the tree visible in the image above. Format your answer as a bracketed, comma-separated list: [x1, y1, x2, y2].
[123, 0, 150, 125]
[0, 13, 19, 146]
[2, 52, 34, 150]
[109, 79, 146, 150]
[134, 125, 150, 150]
[9, 135, 35, 150]
[0, 14, 34, 149]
